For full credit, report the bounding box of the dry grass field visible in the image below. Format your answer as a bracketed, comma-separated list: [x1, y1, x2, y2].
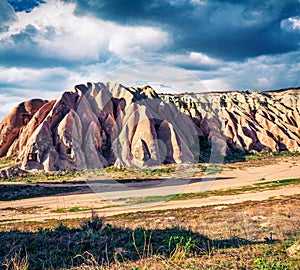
[0, 152, 299, 269]
[1, 195, 299, 269]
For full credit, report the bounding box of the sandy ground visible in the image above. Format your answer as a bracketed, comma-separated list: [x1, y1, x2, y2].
[0, 156, 299, 223]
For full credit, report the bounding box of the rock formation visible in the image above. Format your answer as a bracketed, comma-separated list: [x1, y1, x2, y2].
[161, 88, 300, 154]
[0, 82, 299, 172]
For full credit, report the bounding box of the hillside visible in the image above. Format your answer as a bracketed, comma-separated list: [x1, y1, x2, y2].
[0, 82, 299, 172]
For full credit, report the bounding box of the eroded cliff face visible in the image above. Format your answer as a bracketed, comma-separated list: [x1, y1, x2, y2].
[162, 88, 300, 154]
[0, 99, 50, 157]
[0, 82, 299, 171]
[0, 82, 200, 171]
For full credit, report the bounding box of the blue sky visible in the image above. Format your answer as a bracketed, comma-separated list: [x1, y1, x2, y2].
[0, 0, 300, 119]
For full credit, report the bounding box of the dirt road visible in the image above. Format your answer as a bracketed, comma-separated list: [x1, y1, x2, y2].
[0, 156, 299, 223]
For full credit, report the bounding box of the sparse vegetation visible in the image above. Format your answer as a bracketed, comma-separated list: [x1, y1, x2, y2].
[0, 151, 299, 184]
[224, 150, 300, 164]
[125, 177, 300, 205]
[50, 205, 116, 214]
[0, 164, 178, 183]
[1, 196, 300, 269]
[87, 165, 177, 180]
[51, 206, 93, 214]
[0, 152, 299, 269]
[199, 163, 221, 175]
[0, 169, 83, 183]
[0, 157, 14, 170]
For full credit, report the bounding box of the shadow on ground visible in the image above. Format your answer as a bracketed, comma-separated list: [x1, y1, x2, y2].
[0, 184, 87, 201]
[0, 216, 277, 269]
[0, 176, 236, 201]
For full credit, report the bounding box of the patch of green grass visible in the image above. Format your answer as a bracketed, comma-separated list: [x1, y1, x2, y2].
[0, 169, 84, 183]
[199, 164, 221, 175]
[131, 195, 175, 205]
[253, 257, 291, 270]
[224, 150, 300, 164]
[104, 166, 127, 173]
[245, 150, 300, 160]
[102, 166, 175, 176]
[254, 178, 300, 187]
[50, 208, 68, 214]
[141, 167, 175, 175]
[69, 207, 86, 213]
[0, 157, 14, 170]
[51, 207, 93, 213]
[51, 205, 119, 214]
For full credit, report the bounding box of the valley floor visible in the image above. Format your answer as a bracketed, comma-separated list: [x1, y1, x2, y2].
[1, 192, 300, 269]
[0, 155, 299, 225]
[0, 155, 300, 269]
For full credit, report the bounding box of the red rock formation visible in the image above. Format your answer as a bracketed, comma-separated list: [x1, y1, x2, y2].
[0, 83, 299, 172]
[0, 99, 49, 157]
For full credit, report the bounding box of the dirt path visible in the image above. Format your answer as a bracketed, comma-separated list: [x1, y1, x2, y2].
[0, 156, 299, 223]
[1, 185, 299, 223]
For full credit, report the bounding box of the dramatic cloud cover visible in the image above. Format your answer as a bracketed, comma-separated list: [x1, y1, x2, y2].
[0, 0, 300, 118]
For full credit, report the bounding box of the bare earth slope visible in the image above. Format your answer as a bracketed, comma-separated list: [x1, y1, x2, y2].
[0, 83, 299, 172]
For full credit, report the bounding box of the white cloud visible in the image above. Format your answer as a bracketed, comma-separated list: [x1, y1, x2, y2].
[257, 77, 272, 88]
[202, 78, 233, 91]
[194, 52, 300, 91]
[281, 17, 300, 31]
[103, 63, 208, 92]
[0, 87, 66, 121]
[0, 0, 170, 62]
[189, 52, 221, 66]
[190, 0, 205, 4]
[0, 65, 77, 119]
[0, 66, 73, 90]
[165, 52, 222, 68]
[288, 17, 300, 30]
[0, 0, 299, 122]
[201, 78, 232, 91]
[108, 26, 170, 60]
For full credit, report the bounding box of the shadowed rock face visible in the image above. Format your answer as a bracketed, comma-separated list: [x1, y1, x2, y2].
[0, 82, 299, 171]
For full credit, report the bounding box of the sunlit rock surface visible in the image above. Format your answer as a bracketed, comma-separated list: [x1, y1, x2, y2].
[0, 82, 299, 171]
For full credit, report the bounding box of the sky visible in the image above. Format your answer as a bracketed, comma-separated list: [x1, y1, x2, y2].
[0, 0, 300, 119]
